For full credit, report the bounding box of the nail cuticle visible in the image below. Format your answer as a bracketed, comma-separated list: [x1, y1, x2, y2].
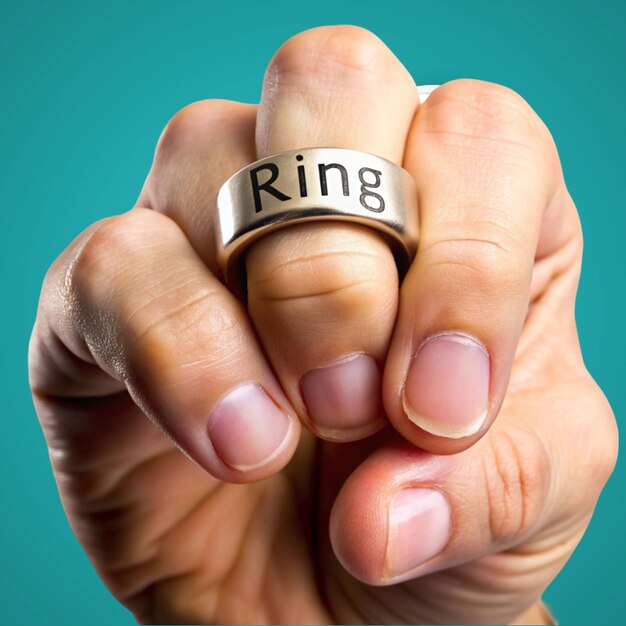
[411, 330, 489, 361]
[306, 413, 386, 442]
[305, 350, 377, 373]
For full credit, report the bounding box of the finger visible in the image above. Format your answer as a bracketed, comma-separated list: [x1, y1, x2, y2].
[383, 79, 570, 453]
[328, 382, 617, 622]
[32, 208, 300, 482]
[246, 25, 419, 441]
[137, 99, 257, 276]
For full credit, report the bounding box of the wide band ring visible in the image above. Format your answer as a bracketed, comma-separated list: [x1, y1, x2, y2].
[216, 147, 419, 294]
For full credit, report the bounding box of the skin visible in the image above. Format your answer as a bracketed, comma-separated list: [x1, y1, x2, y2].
[28, 26, 617, 624]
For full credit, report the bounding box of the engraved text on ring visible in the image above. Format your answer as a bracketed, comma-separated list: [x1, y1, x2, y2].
[249, 154, 386, 214]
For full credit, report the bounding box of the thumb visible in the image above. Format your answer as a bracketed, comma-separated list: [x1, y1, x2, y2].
[329, 388, 614, 589]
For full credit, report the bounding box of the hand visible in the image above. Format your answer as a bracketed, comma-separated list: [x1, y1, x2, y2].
[29, 26, 617, 624]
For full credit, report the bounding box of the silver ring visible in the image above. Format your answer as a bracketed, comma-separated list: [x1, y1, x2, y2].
[216, 147, 419, 294]
[417, 84, 439, 103]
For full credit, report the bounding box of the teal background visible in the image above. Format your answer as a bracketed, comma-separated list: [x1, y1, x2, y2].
[1, 0, 623, 623]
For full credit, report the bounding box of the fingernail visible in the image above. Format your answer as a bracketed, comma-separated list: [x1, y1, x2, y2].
[300, 353, 383, 438]
[207, 382, 292, 471]
[403, 332, 490, 438]
[386, 488, 451, 580]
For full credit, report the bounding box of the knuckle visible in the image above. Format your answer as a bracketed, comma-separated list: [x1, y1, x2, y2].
[422, 231, 527, 301]
[595, 409, 619, 487]
[60, 213, 154, 373]
[252, 250, 391, 317]
[69, 212, 148, 299]
[127, 286, 238, 367]
[482, 425, 551, 544]
[247, 227, 397, 321]
[268, 25, 389, 86]
[66, 210, 178, 324]
[425, 80, 555, 160]
[154, 99, 248, 161]
[591, 426, 619, 492]
[66, 215, 131, 307]
[573, 378, 619, 492]
[122, 280, 248, 392]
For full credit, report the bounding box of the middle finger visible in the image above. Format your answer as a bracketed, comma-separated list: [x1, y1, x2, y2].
[247, 25, 419, 441]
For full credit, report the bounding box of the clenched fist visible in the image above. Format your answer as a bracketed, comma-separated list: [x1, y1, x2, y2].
[29, 26, 617, 624]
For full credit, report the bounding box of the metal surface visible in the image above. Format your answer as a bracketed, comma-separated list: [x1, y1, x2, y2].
[216, 147, 419, 294]
[417, 83, 439, 103]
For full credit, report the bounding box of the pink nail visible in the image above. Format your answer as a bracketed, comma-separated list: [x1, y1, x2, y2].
[403, 333, 490, 438]
[207, 383, 291, 471]
[300, 353, 383, 438]
[387, 488, 451, 580]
